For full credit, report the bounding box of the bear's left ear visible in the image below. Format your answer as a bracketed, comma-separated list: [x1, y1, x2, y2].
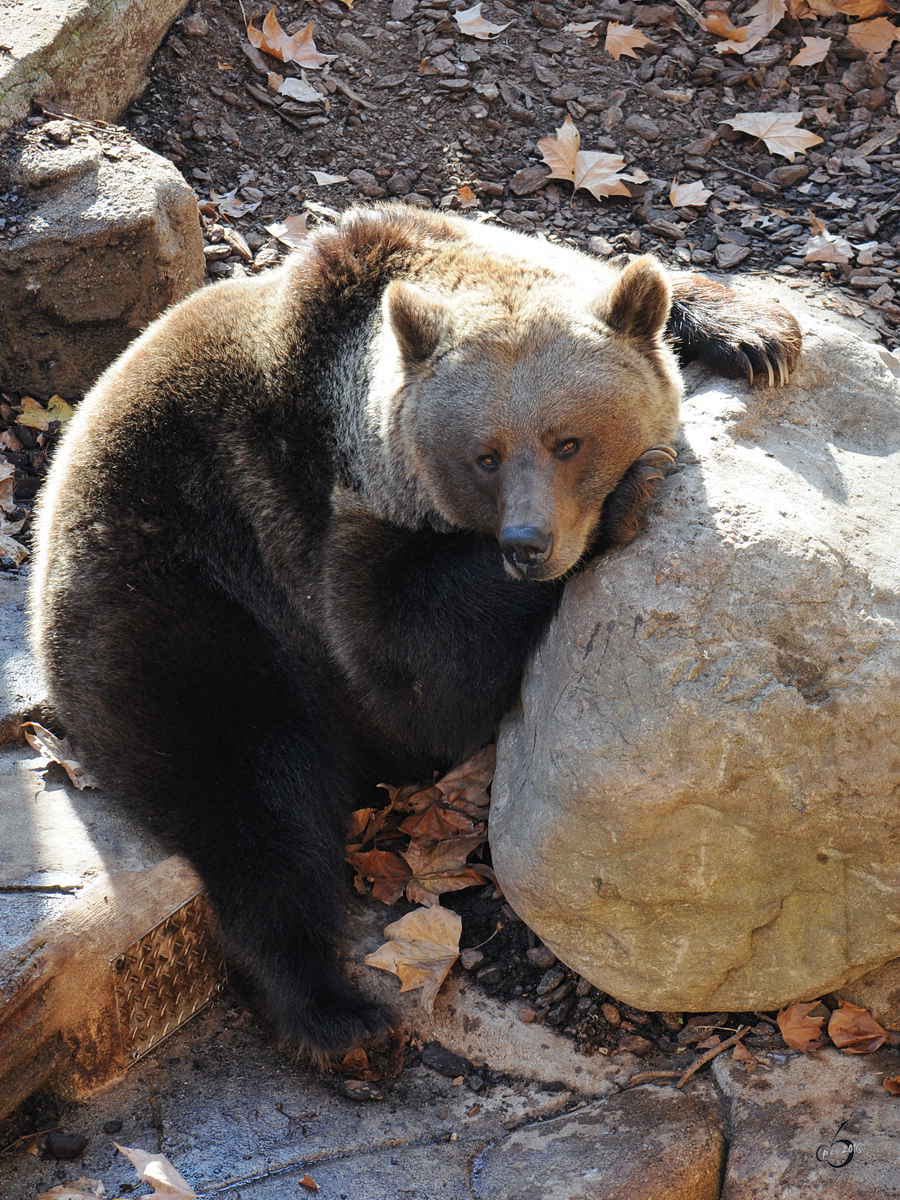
[384, 280, 452, 365]
[597, 255, 672, 344]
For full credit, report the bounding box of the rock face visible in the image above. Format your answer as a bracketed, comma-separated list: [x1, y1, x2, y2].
[492, 319, 900, 1014]
[0, 126, 204, 396]
[0, 0, 189, 135]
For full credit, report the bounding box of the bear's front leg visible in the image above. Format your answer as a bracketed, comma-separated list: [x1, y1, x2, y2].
[667, 275, 802, 386]
[320, 497, 562, 766]
[592, 446, 678, 552]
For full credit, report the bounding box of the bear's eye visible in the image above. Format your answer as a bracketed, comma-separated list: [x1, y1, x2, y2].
[477, 453, 501, 471]
[557, 439, 580, 459]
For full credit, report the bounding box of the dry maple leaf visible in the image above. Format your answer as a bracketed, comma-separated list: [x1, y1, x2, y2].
[209, 187, 260, 217]
[278, 74, 324, 103]
[604, 22, 653, 60]
[364, 905, 462, 1009]
[802, 212, 854, 263]
[846, 15, 900, 50]
[457, 184, 477, 209]
[454, 2, 511, 38]
[264, 214, 309, 247]
[345, 847, 411, 904]
[434, 744, 495, 810]
[402, 834, 488, 906]
[23, 722, 99, 790]
[723, 112, 823, 161]
[114, 1145, 196, 1198]
[16, 395, 74, 431]
[839, 0, 896, 15]
[790, 35, 832, 64]
[670, 178, 712, 207]
[247, 10, 335, 67]
[538, 116, 631, 200]
[776, 1001, 828, 1052]
[707, 11, 751, 39]
[884, 1074, 900, 1094]
[564, 18, 602, 35]
[828, 1000, 887, 1053]
[36, 1183, 106, 1200]
[732, 1040, 760, 1071]
[715, 0, 786, 51]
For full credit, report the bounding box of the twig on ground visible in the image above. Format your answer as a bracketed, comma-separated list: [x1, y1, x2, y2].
[0, 1127, 60, 1156]
[627, 1070, 683, 1087]
[676, 1025, 749, 1089]
[671, 0, 707, 28]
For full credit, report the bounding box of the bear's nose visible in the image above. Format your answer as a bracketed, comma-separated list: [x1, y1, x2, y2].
[500, 526, 554, 568]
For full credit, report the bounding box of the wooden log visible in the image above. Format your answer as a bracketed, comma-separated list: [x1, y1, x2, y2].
[0, 856, 224, 1121]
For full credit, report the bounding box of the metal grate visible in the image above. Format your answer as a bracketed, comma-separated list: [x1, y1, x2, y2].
[111, 890, 226, 1061]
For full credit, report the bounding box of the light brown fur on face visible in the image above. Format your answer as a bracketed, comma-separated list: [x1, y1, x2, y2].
[376, 250, 683, 579]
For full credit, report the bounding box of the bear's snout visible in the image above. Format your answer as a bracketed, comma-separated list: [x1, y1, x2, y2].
[499, 525, 554, 573]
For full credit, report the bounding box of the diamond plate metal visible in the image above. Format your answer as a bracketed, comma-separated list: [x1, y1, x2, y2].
[111, 889, 226, 1061]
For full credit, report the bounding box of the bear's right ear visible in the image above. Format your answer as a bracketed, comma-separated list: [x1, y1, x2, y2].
[384, 280, 451, 365]
[598, 255, 672, 344]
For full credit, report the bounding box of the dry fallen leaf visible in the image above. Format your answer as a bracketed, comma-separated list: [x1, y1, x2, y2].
[828, 1000, 887, 1053]
[457, 184, 477, 209]
[715, 0, 786, 51]
[114, 1145, 196, 1198]
[724, 112, 823, 161]
[278, 74, 324, 103]
[246, 10, 335, 67]
[311, 170, 349, 185]
[36, 1183, 106, 1200]
[453, 2, 512, 39]
[732, 1040, 760, 1071]
[402, 834, 488, 906]
[209, 187, 261, 217]
[884, 1074, 900, 1094]
[846, 15, 900, 50]
[16, 395, 74, 431]
[790, 35, 832, 64]
[604, 22, 653, 60]
[564, 18, 602, 36]
[434, 744, 495, 811]
[669, 178, 712, 207]
[346, 847, 411, 904]
[776, 1001, 828, 1052]
[538, 116, 631, 200]
[802, 212, 854, 263]
[707, 11, 751, 39]
[23, 722, 99, 790]
[264, 214, 309, 247]
[364, 905, 462, 1010]
[838, 0, 896, 14]
[299, 1176, 320, 1192]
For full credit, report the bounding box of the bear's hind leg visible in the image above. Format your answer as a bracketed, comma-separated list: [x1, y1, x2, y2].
[667, 274, 802, 385]
[47, 573, 389, 1061]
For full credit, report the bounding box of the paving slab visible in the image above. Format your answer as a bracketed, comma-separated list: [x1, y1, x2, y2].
[714, 1045, 900, 1199]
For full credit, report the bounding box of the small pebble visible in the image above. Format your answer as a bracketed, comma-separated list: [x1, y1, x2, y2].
[102, 1119, 123, 1134]
[536, 966, 566, 995]
[517, 1006, 537, 1023]
[46, 1131, 88, 1160]
[460, 948, 485, 970]
[526, 946, 556, 969]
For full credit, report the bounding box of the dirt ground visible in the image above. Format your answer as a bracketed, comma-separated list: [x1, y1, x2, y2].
[118, 0, 899, 347]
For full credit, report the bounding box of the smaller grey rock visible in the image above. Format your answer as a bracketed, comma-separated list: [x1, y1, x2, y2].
[715, 242, 751, 269]
[182, 14, 209, 35]
[527, 946, 557, 968]
[336, 30, 372, 58]
[623, 114, 661, 141]
[43, 119, 73, 145]
[391, 0, 416, 18]
[46, 1131, 88, 1160]
[460, 948, 485, 970]
[421, 1041, 472, 1078]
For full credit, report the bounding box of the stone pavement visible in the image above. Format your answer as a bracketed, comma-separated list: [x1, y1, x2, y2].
[3, 552, 900, 1199]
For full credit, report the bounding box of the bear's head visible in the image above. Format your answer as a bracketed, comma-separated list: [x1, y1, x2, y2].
[369, 245, 683, 582]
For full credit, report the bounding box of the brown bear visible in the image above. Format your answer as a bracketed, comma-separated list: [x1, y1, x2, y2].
[31, 205, 801, 1059]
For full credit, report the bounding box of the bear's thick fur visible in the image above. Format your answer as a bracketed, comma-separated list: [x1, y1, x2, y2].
[32, 206, 801, 1057]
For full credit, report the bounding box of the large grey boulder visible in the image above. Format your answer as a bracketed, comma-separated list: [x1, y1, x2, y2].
[0, 0, 189, 135]
[492, 319, 900, 1014]
[0, 124, 204, 396]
